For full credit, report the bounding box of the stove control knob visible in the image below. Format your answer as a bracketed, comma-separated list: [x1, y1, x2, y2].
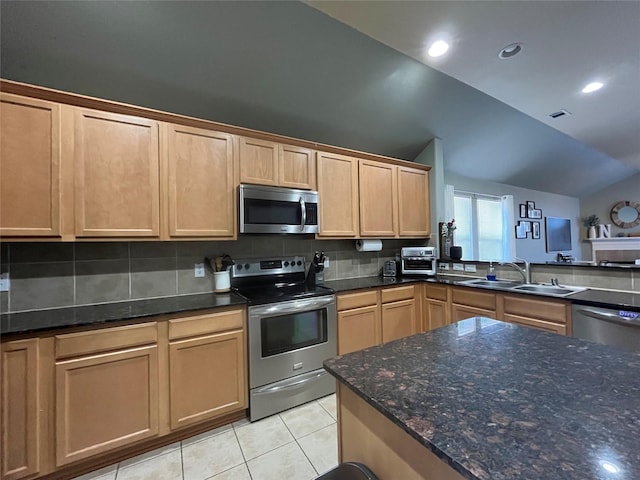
[237, 264, 243, 271]
[244, 263, 250, 270]
[284, 261, 289, 267]
[297, 260, 302, 266]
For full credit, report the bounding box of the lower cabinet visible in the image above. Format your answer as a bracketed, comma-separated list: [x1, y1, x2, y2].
[423, 284, 450, 331]
[337, 285, 418, 354]
[168, 310, 246, 430]
[502, 294, 569, 335]
[1, 307, 247, 480]
[54, 323, 160, 466]
[1, 338, 40, 480]
[450, 287, 497, 323]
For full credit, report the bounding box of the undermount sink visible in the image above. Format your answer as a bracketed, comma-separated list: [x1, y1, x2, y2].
[459, 279, 522, 289]
[459, 278, 587, 297]
[510, 284, 586, 297]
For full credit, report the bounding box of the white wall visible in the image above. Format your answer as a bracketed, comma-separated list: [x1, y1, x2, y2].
[445, 173, 581, 262]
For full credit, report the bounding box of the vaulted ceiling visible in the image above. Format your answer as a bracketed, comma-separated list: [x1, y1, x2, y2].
[2, 1, 638, 198]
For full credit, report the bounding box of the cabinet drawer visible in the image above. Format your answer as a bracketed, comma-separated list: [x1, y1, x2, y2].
[337, 291, 379, 311]
[168, 309, 244, 341]
[425, 283, 448, 301]
[451, 287, 496, 310]
[504, 314, 567, 335]
[55, 322, 157, 359]
[503, 295, 567, 324]
[381, 285, 415, 303]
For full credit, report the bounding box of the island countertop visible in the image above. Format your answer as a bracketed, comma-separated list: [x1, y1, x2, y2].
[323, 318, 640, 480]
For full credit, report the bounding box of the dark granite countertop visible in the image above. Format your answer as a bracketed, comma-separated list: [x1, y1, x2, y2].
[324, 318, 640, 480]
[0, 291, 247, 335]
[322, 276, 425, 292]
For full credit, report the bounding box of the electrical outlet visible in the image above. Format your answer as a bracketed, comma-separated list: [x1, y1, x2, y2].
[439, 263, 450, 270]
[194, 263, 205, 278]
[0, 273, 9, 292]
[464, 264, 477, 272]
[452, 263, 464, 271]
[324, 256, 330, 267]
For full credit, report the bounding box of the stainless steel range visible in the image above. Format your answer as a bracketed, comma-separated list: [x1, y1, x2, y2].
[231, 256, 336, 421]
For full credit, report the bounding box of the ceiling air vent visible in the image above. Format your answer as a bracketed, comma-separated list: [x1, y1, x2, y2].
[548, 109, 572, 119]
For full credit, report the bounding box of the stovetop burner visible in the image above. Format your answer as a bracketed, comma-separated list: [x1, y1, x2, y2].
[230, 256, 334, 306]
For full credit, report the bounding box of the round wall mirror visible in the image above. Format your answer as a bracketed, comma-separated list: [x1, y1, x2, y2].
[610, 201, 640, 228]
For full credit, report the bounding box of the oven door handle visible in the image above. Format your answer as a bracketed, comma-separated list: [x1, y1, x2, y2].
[249, 295, 335, 316]
[253, 370, 329, 395]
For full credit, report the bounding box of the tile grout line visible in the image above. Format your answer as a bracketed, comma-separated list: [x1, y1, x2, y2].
[279, 407, 320, 477]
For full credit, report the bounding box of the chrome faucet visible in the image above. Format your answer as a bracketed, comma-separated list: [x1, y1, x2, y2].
[498, 257, 532, 284]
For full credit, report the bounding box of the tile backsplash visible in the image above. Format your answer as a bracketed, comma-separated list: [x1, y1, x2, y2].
[0, 237, 425, 313]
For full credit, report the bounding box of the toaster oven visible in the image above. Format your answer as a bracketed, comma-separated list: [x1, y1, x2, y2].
[400, 247, 437, 276]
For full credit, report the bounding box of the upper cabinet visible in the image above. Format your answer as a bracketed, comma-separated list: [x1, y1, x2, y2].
[359, 160, 398, 237]
[239, 137, 316, 190]
[74, 109, 160, 238]
[397, 166, 430, 237]
[0, 93, 62, 237]
[316, 152, 359, 238]
[162, 124, 236, 239]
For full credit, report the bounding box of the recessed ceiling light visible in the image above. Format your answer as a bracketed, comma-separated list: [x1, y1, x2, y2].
[428, 40, 449, 57]
[582, 82, 604, 93]
[498, 43, 523, 59]
[599, 460, 620, 474]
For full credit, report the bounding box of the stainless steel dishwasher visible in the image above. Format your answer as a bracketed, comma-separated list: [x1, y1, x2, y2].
[572, 304, 640, 353]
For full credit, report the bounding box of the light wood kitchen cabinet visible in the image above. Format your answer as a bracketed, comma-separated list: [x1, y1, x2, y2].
[239, 137, 279, 186]
[1, 338, 41, 480]
[168, 309, 246, 430]
[502, 294, 569, 335]
[423, 284, 450, 331]
[74, 108, 160, 238]
[381, 286, 417, 343]
[279, 144, 315, 190]
[316, 152, 359, 237]
[54, 323, 159, 466]
[358, 160, 397, 237]
[450, 287, 497, 323]
[163, 123, 235, 238]
[0, 93, 62, 237]
[337, 291, 380, 355]
[398, 166, 430, 237]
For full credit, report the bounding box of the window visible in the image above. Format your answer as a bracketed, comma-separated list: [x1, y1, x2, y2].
[454, 192, 504, 261]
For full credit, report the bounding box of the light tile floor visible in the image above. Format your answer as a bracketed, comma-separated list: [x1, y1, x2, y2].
[72, 394, 338, 480]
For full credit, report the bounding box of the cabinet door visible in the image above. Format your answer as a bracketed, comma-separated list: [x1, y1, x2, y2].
[0, 94, 61, 237]
[55, 345, 159, 466]
[503, 314, 567, 335]
[425, 300, 448, 331]
[316, 152, 359, 237]
[74, 109, 160, 237]
[398, 167, 430, 237]
[359, 160, 397, 237]
[239, 137, 278, 186]
[164, 124, 235, 238]
[451, 304, 496, 323]
[381, 299, 416, 343]
[338, 305, 381, 355]
[169, 329, 246, 430]
[279, 144, 315, 190]
[2, 338, 40, 480]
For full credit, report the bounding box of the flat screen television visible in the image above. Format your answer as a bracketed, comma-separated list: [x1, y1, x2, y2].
[545, 217, 572, 252]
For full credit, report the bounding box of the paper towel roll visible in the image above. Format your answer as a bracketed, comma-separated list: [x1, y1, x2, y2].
[355, 239, 383, 252]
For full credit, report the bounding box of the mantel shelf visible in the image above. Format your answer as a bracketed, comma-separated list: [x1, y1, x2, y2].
[588, 237, 640, 257]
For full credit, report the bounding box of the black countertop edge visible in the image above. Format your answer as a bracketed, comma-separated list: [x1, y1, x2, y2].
[0, 291, 248, 336]
[323, 275, 640, 310]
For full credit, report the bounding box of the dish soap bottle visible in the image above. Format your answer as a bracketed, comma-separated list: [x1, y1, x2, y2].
[486, 262, 496, 281]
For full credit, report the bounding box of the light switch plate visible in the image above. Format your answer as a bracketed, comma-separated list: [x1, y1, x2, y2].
[0, 273, 9, 292]
[439, 263, 450, 270]
[464, 264, 477, 272]
[324, 256, 330, 268]
[452, 263, 464, 271]
[194, 263, 205, 278]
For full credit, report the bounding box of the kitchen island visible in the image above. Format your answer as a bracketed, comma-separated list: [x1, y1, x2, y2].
[323, 318, 640, 480]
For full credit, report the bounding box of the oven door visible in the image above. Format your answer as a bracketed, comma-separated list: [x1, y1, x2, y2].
[239, 184, 319, 234]
[401, 256, 436, 275]
[248, 295, 336, 388]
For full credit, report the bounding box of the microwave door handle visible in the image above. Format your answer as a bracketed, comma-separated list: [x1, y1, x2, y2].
[299, 197, 306, 232]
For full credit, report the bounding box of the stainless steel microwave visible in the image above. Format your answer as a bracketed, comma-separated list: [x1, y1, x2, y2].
[239, 184, 319, 234]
